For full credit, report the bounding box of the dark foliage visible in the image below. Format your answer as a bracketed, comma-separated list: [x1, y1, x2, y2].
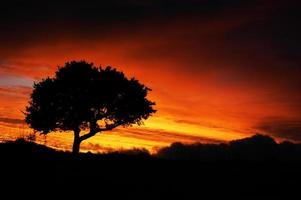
[156, 134, 301, 162]
[25, 61, 156, 154]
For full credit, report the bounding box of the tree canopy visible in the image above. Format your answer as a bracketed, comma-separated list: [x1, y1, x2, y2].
[25, 61, 156, 154]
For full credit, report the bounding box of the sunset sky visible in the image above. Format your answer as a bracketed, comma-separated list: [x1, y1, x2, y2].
[0, 0, 300, 152]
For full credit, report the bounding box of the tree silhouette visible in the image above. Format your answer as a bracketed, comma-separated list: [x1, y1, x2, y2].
[25, 61, 156, 154]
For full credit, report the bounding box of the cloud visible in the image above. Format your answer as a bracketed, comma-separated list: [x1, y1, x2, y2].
[0, 86, 31, 97]
[83, 143, 115, 153]
[1, 0, 300, 92]
[0, 117, 24, 125]
[0, 75, 33, 87]
[121, 127, 224, 144]
[255, 117, 301, 142]
[0, 0, 280, 52]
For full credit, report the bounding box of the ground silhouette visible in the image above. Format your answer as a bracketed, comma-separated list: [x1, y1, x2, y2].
[0, 134, 300, 199]
[25, 61, 156, 154]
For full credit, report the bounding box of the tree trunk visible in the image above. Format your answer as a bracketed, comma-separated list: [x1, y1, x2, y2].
[72, 128, 81, 155]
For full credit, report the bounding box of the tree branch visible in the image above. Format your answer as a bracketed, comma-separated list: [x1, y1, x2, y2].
[79, 121, 123, 142]
[79, 130, 97, 142]
[99, 121, 123, 131]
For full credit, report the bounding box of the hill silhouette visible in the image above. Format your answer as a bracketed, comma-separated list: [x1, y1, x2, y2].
[157, 134, 301, 161]
[0, 134, 300, 199]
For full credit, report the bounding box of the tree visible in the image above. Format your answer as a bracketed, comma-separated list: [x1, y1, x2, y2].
[25, 61, 156, 154]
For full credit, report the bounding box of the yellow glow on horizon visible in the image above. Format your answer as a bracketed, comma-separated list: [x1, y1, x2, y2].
[143, 116, 246, 141]
[0, 115, 247, 153]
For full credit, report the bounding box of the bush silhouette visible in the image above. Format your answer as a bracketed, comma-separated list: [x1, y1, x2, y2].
[25, 61, 156, 154]
[229, 134, 278, 161]
[156, 134, 301, 162]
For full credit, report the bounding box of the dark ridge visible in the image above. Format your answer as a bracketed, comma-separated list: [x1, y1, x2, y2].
[0, 134, 300, 199]
[157, 134, 301, 162]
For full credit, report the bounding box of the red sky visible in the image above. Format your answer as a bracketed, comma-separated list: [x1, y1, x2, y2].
[0, 0, 301, 152]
